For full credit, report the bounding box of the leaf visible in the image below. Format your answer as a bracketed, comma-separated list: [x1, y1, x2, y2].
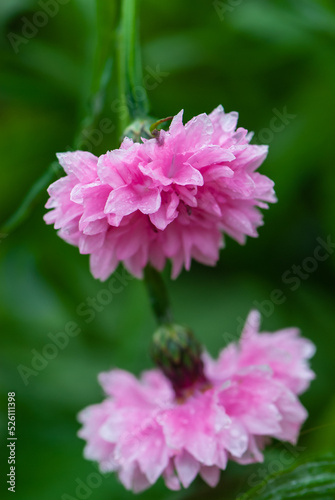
[117, 0, 150, 133]
[0, 1, 118, 234]
[237, 455, 335, 500]
[74, 0, 117, 149]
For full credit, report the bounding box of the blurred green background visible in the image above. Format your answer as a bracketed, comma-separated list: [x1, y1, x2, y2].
[1, 0, 335, 499]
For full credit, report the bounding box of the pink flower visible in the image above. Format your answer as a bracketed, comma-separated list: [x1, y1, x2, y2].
[45, 107, 276, 280]
[77, 311, 315, 492]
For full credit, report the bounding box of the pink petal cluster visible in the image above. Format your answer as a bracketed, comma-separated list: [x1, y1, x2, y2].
[44, 107, 276, 280]
[78, 311, 315, 492]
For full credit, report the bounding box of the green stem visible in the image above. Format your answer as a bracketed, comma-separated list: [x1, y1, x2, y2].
[0, 162, 62, 234]
[144, 265, 173, 326]
[0, 1, 118, 235]
[117, 0, 149, 136]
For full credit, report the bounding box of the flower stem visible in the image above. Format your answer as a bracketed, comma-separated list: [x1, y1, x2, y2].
[144, 265, 173, 326]
[0, 162, 62, 234]
[0, 0, 118, 235]
[117, 0, 149, 137]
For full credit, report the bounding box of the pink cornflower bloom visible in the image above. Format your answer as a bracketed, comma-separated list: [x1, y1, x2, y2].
[44, 107, 276, 280]
[78, 311, 315, 492]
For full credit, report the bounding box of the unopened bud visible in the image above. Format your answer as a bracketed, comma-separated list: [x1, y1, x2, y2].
[152, 324, 209, 399]
[122, 118, 154, 142]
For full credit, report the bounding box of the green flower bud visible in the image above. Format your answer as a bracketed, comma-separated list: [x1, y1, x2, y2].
[122, 118, 154, 142]
[151, 324, 209, 399]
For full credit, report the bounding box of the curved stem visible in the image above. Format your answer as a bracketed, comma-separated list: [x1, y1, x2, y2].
[0, 162, 62, 234]
[144, 265, 173, 326]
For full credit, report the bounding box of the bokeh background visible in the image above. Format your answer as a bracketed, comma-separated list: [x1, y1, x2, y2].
[1, 0, 335, 499]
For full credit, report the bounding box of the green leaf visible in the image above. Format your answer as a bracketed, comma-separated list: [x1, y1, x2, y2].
[237, 455, 335, 500]
[117, 0, 149, 134]
[74, 0, 117, 150]
[1, 1, 118, 234]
